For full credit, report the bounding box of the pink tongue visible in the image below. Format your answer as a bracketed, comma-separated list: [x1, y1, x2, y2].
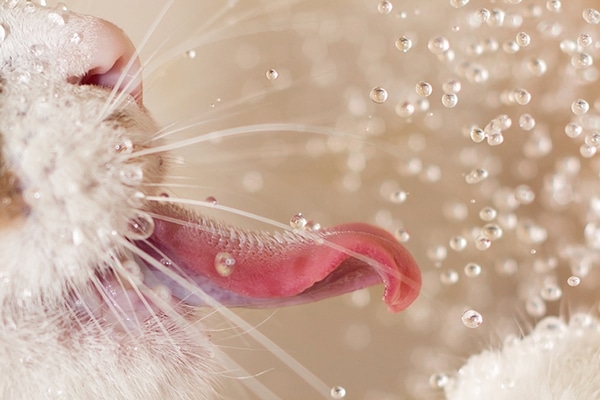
[146, 210, 421, 313]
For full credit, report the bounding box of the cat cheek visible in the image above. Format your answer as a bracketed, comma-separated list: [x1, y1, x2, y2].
[80, 18, 143, 102]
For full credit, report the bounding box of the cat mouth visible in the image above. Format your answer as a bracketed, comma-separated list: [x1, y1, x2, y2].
[135, 204, 422, 313]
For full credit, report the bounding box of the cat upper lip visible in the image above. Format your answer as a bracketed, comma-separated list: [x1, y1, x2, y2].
[138, 204, 421, 313]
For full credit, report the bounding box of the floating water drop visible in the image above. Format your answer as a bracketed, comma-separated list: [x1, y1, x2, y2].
[546, 0, 561, 12]
[369, 87, 388, 104]
[583, 8, 600, 24]
[416, 81, 433, 97]
[540, 283, 562, 301]
[214, 252, 236, 277]
[479, 207, 497, 221]
[265, 68, 279, 81]
[290, 213, 308, 229]
[567, 276, 581, 287]
[429, 372, 450, 388]
[527, 58, 547, 75]
[442, 80, 461, 94]
[126, 211, 155, 240]
[475, 236, 492, 250]
[449, 236, 467, 251]
[470, 127, 486, 143]
[395, 101, 415, 118]
[482, 223, 503, 240]
[395, 36, 413, 52]
[440, 270, 459, 285]
[389, 190, 408, 203]
[441, 93, 458, 108]
[571, 99, 590, 115]
[465, 168, 488, 184]
[519, 113, 536, 130]
[330, 386, 346, 399]
[377, 0, 393, 15]
[526, 296, 546, 317]
[516, 32, 531, 46]
[118, 164, 144, 186]
[464, 263, 482, 277]
[564, 122, 583, 138]
[462, 309, 483, 328]
[578, 33, 593, 47]
[47, 12, 64, 25]
[394, 228, 410, 242]
[571, 52, 593, 69]
[428, 36, 450, 54]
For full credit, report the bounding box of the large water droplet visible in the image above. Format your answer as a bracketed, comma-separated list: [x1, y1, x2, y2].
[370, 87, 388, 104]
[461, 309, 483, 328]
[126, 211, 155, 240]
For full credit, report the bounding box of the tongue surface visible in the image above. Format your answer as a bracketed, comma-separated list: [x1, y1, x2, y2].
[145, 207, 421, 313]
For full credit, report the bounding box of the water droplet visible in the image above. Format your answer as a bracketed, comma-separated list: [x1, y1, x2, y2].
[526, 296, 546, 317]
[516, 32, 531, 47]
[461, 309, 483, 328]
[475, 236, 491, 250]
[540, 282, 562, 301]
[330, 386, 346, 399]
[441, 93, 458, 108]
[265, 68, 279, 81]
[449, 236, 467, 251]
[395, 101, 415, 118]
[513, 88, 531, 105]
[389, 190, 408, 203]
[580, 144, 597, 158]
[377, 0, 393, 15]
[428, 37, 450, 54]
[119, 165, 144, 186]
[565, 122, 583, 138]
[47, 12, 64, 25]
[583, 8, 600, 24]
[214, 252, 236, 277]
[571, 52, 593, 69]
[369, 87, 388, 104]
[427, 245, 448, 262]
[429, 372, 450, 388]
[440, 270, 459, 285]
[205, 196, 218, 205]
[442, 80, 461, 94]
[122, 259, 143, 285]
[578, 33, 593, 47]
[515, 185, 535, 204]
[567, 276, 581, 287]
[479, 207, 497, 221]
[482, 223, 503, 240]
[290, 213, 308, 229]
[394, 228, 410, 242]
[527, 58, 547, 75]
[519, 113, 536, 131]
[415, 81, 433, 97]
[450, 0, 469, 8]
[464, 263, 482, 277]
[395, 36, 413, 52]
[475, 8, 491, 23]
[465, 168, 488, 184]
[114, 138, 134, 153]
[546, 0, 561, 12]
[23, 1, 36, 13]
[69, 32, 81, 45]
[571, 99, 590, 115]
[470, 127, 486, 143]
[185, 49, 197, 59]
[126, 211, 155, 240]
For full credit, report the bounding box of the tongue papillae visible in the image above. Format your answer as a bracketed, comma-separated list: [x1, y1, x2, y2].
[144, 205, 421, 313]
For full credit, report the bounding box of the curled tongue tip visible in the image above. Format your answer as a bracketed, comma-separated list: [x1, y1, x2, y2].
[148, 213, 422, 313]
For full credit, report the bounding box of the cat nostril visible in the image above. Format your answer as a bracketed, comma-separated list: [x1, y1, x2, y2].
[80, 20, 143, 103]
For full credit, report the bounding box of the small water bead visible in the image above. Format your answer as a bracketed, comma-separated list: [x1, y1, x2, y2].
[461, 309, 483, 328]
[527, 58, 547, 76]
[118, 165, 144, 186]
[475, 236, 491, 250]
[47, 11, 64, 25]
[427, 245, 448, 262]
[571, 99, 590, 115]
[440, 270, 459, 285]
[429, 373, 450, 389]
[479, 207, 497, 221]
[578, 33, 593, 47]
[265, 68, 278, 81]
[470, 127, 486, 143]
[572, 52, 593, 69]
[442, 80, 461, 94]
[23, 1, 36, 12]
[450, 0, 469, 8]
[516, 32, 531, 47]
[487, 133, 504, 146]
[567, 276, 581, 287]
[205, 196, 218, 205]
[389, 190, 408, 203]
[214, 252, 236, 277]
[290, 213, 308, 229]
[428, 37, 450, 55]
[185, 49, 197, 59]
[526, 296, 547, 317]
[475, 8, 490, 23]
[565, 122, 583, 138]
[395, 36, 412, 52]
[441, 93, 458, 108]
[482, 224, 503, 240]
[546, 0, 561, 12]
[126, 211, 155, 240]
[519, 113, 536, 131]
[583, 8, 600, 24]
[449, 236, 467, 251]
[369, 87, 388, 104]
[502, 40, 520, 54]
[416, 81, 433, 97]
[585, 132, 600, 148]
[377, 0, 392, 15]
[464, 263, 482, 277]
[512, 88, 531, 105]
[394, 228, 410, 242]
[540, 283, 563, 301]
[580, 144, 597, 158]
[488, 9, 506, 27]
[465, 168, 489, 184]
[395, 101, 415, 118]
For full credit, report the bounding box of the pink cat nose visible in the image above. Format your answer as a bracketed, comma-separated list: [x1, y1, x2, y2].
[80, 19, 143, 102]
